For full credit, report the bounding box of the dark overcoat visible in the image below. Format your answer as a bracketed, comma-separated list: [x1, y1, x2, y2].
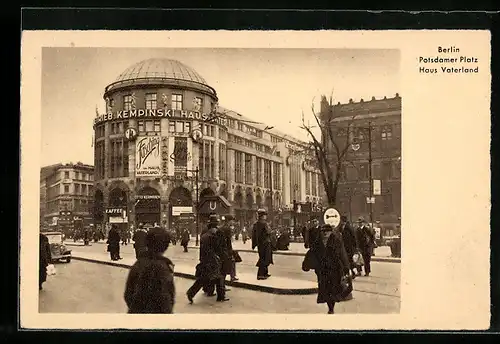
[180, 229, 190, 246]
[124, 253, 175, 313]
[356, 225, 375, 253]
[107, 228, 121, 252]
[195, 229, 222, 281]
[339, 222, 357, 265]
[216, 225, 234, 275]
[311, 230, 350, 304]
[252, 221, 274, 267]
[39, 234, 51, 285]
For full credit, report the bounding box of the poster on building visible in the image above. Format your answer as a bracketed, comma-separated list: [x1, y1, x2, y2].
[135, 136, 161, 177]
[173, 137, 188, 177]
[373, 179, 381, 196]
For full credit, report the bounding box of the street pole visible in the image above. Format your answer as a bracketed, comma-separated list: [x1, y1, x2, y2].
[194, 168, 200, 247]
[368, 121, 374, 226]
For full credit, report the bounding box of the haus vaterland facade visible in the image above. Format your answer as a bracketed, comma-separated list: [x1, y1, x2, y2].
[92, 58, 322, 236]
[320, 94, 401, 235]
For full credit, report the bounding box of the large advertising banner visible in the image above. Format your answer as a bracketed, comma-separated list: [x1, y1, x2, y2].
[135, 136, 161, 177]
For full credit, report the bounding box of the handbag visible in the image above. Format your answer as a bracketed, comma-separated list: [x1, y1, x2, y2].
[232, 250, 242, 263]
[338, 274, 353, 301]
[46, 264, 57, 276]
[353, 250, 364, 266]
[301, 249, 318, 272]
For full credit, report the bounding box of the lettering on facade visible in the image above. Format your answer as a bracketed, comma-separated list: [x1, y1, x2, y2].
[93, 108, 228, 127]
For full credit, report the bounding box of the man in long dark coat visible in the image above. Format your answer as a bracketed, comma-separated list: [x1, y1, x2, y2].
[107, 225, 122, 261]
[252, 209, 273, 280]
[187, 215, 229, 303]
[339, 215, 359, 278]
[304, 218, 321, 249]
[355, 217, 375, 276]
[39, 233, 52, 290]
[180, 228, 190, 253]
[219, 215, 238, 282]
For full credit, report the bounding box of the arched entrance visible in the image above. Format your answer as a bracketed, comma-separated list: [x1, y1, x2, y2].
[169, 186, 193, 236]
[233, 187, 243, 227]
[265, 191, 272, 211]
[135, 187, 161, 227]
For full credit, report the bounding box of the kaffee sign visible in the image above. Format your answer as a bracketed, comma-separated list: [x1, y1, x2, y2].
[94, 108, 227, 127]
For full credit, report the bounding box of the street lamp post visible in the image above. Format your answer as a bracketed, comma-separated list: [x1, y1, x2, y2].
[186, 168, 200, 246]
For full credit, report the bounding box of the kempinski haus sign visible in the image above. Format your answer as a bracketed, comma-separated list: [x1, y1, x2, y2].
[93, 108, 228, 126]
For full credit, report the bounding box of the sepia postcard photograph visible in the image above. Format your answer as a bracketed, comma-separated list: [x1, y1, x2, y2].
[20, 30, 491, 331]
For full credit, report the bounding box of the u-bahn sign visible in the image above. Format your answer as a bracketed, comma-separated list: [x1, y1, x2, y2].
[198, 195, 232, 215]
[323, 208, 341, 228]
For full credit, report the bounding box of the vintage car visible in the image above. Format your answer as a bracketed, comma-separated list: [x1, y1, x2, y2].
[45, 231, 72, 263]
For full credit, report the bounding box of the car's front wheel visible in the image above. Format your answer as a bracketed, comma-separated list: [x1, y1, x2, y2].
[66, 257, 71, 263]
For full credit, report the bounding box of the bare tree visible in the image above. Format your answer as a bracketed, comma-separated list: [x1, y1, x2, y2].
[300, 94, 358, 207]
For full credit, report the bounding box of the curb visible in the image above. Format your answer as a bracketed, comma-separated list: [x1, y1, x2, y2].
[187, 246, 401, 263]
[72, 256, 318, 295]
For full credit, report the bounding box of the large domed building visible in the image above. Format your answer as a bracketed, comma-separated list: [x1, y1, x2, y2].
[92, 58, 323, 237]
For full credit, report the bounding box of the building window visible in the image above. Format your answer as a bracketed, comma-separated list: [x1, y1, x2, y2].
[170, 121, 191, 133]
[138, 120, 161, 133]
[94, 141, 105, 180]
[256, 158, 263, 187]
[245, 154, 253, 184]
[312, 174, 317, 196]
[305, 172, 311, 195]
[234, 151, 243, 183]
[109, 139, 129, 178]
[219, 144, 226, 180]
[111, 121, 128, 135]
[382, 161, 393, 179]
[82, 184, 87, 195]
[273, 162, 281, 190]
[381, 125, 393, 140]
[64, 185, 69, 194]
[123, 95, 133, 111]
[95, 124, 105, 138]
[75, 172, 80, 180]
[202, 124, 215, 137]
[172, 94, 183, 110]
[264, 160, 272, 189]
[359, 163, 369, 180]
[193, 97, 203, 111]
[227, 119, 236, 129]
[219, 127, 227, 141]
[383, 194, 393, 213]
[145, 93, 157, 110]
[238, 122, 245, 131]
[75, 184, 80, 194]
[64, 171, 70, 179]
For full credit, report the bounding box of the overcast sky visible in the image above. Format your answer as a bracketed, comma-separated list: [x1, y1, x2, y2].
[41, 48, 400, 166]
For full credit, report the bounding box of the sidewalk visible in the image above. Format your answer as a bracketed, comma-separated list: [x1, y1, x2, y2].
[71, 250, 318, 295]
[188, 240, 401, 263]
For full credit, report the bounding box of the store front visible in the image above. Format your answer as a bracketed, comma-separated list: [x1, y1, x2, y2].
[135, 187, 161, 227]
[107, 188, 128, 234]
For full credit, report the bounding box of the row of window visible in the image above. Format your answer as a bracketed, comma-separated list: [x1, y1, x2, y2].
[62, 183, 94, 195]
[340, 160, 400, 181]
[122, 93, 198, 112]
[61, 171, 94, 181]
[339, 193, 395, 213]
[46, 199, 93, 214]
[337, 125, 397, 141]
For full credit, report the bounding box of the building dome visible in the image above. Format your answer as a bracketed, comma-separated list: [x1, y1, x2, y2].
[114, 58, 207, 85]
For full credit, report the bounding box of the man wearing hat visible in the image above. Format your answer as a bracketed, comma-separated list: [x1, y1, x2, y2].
[187, 214, 229, 303]
[355, 217, 375, 276]
[252, 209, 274, 280]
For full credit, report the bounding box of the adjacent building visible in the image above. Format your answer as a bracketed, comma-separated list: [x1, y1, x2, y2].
[92, 58, 321, 234]
[40, 162, 95, 229]
[320, 94, 401, 234]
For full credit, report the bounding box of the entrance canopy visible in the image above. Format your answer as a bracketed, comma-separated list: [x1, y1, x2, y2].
[198, 195, 232, 215]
